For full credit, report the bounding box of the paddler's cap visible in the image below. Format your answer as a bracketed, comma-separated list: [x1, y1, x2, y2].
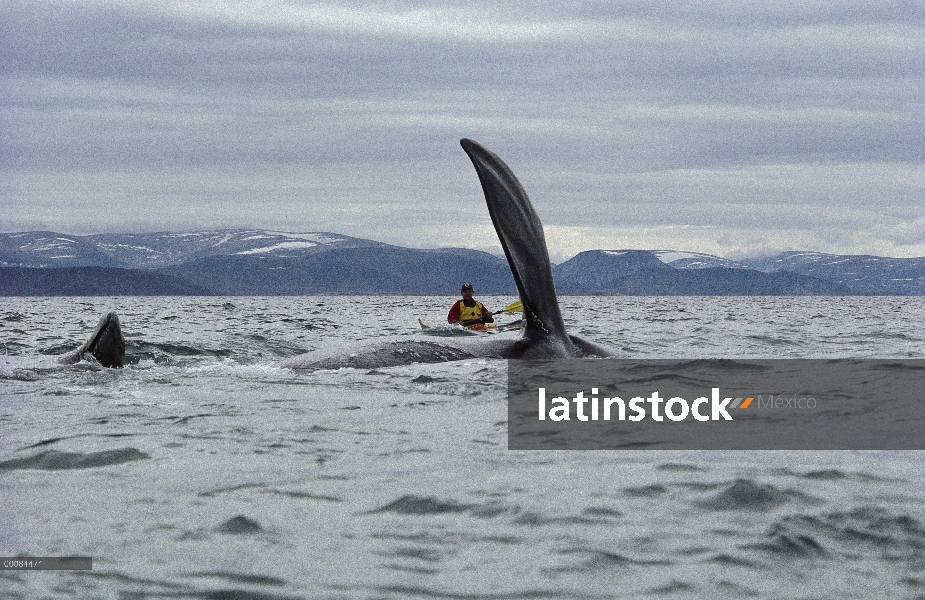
[461, 283, 474, 292]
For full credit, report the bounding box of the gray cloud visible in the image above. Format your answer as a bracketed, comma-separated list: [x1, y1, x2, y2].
[1, 1, 922, 257]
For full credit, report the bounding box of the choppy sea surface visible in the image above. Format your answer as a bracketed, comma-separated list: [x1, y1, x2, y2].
[1, 295, 924, 599]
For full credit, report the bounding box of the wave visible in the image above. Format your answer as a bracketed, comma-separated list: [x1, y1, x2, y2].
[0, 447, 149, 471]
[739, 508, 918, 568]
[215, 515, 264, 535]
[695, 478, 807, 511]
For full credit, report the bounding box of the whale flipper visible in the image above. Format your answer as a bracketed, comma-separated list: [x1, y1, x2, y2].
[283, 139, 615, 371]
[460, 139, 579, 358]
[59, 312, 126, 368]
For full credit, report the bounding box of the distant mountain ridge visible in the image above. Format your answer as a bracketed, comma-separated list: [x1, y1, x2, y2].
[0, 230, 922, 296]
[0, 230, 385, 269]
[739, 251, 925, 296]
[552, 251, 855, 296]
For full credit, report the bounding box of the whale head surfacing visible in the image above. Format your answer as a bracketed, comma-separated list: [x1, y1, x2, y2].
[283, 139, 615, 371]
[59, 311, 126, 368]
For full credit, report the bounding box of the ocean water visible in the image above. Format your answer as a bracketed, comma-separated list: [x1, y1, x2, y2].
[1, 295, 924, 599]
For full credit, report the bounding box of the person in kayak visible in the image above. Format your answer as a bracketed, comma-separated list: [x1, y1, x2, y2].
[447, 283, 495, 326]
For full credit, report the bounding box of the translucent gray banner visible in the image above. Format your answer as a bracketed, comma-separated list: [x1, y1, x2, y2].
[1, 557, 92, 570]
[508, 360, 925, 450]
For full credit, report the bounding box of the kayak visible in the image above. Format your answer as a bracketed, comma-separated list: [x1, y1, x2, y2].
[418, 318, 521, 334]
[418, 318, 496, 333]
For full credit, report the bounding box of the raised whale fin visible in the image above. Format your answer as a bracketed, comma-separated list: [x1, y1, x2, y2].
[58, 312, 125, 368]
[460, 139, 574, 356]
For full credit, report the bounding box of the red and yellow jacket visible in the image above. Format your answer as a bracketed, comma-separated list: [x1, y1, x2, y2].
[448, 300, 492, 324]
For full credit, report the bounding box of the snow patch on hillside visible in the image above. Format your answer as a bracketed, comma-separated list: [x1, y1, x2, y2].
[237, 241, 319, 255]
[264, 232, 344, 244]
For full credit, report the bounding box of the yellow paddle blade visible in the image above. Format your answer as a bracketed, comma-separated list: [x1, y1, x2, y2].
[500, 300, 523, 313]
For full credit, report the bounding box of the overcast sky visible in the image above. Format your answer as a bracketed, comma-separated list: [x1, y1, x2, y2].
[2, 1, 923, 260]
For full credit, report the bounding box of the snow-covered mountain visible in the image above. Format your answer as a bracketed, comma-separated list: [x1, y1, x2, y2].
[0, 230, 382, 269]
[739, 251, 925, 295]
[1, 231, 922, 295]
[650, 250, 752, 270]
[552, 250, 854, 295]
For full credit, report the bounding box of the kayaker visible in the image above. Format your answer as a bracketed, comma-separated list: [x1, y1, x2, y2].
[447, 283, 495, 326]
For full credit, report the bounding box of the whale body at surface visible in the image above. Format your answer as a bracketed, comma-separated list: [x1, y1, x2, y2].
[283, 139, 615, 371]
[59, 312, 126, 368]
